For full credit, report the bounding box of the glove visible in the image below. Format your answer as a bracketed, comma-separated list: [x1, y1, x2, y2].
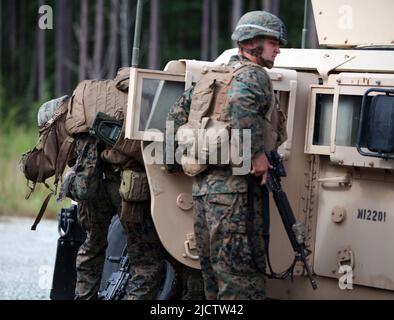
[57, 168, 76, 202]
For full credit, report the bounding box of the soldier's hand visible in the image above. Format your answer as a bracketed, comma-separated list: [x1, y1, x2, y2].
[251, 153, 272, 185]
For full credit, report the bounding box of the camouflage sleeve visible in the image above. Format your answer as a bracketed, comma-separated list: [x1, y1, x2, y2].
[165, 87, 193, 172]
[66, 135, 101, 202]
[228, 66, 271, 159]
[166, 86, 193, 133]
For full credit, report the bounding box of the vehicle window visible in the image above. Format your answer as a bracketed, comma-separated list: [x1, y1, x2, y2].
[313, 93, 333, 146]
[336, 95, 371, 147]
[140, 79, 185, 133]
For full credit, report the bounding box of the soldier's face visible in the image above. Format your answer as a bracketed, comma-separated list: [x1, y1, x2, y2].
[261, 38, 281, 67]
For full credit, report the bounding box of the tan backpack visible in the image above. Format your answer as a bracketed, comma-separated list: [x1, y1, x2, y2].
[114, 67, 130, 92]
[65, 76, 140, 162]
[177, 62, 255, 176]
[177, 61, 288, 176]
[65, 79, 128, 135]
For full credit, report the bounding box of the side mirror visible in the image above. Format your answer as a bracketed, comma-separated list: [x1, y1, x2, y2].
[356, 88, 394, 159]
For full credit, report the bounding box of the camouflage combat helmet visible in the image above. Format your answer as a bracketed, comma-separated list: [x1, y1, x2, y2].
[37, 95, 69, 127]
[231, 11, 287, 45]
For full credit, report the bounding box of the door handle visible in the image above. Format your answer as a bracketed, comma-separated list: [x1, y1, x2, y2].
[317, 174, 352, 187]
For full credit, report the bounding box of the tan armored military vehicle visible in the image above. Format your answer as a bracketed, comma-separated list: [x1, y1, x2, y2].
[125, 0, 394, 299]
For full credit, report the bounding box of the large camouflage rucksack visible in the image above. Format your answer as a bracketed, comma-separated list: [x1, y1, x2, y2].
[22, 97, 76, 187]
[21, 69, 146, 229]
[21, 97, 77, 230]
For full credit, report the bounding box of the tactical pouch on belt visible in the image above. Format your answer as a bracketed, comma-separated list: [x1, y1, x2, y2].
[119, 169, 150, 202]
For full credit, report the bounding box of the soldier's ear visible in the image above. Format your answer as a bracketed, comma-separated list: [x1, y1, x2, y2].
[239, 38, 254, 49]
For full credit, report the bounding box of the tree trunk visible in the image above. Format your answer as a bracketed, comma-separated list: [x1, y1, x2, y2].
[148, 0, 160, 69]
[55, 0, 73, 96]
[262, 0, 280, 15]
[9, 0, 16, 62]
[201, 0, 210, 61]
[37, 0, 46, 99]
[120, 0, 131, 67]
[79, 0, 89, 81]
[26, 24, 38, 105]
[0, 2, 2, 74]
[107, 0, 119, 78]
[249, 0, 257, 10]
[231, 0, 243, 46]
[210, 0, 219, 60]
[93, 0, 104, 79]
[18, 0, 28, 96]
[0, 2, 2, 79]
[7, 1, 17, 93]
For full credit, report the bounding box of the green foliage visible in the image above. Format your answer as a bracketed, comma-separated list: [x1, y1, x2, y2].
[0, 127, 70, 218]
[280, 0, 304, 48]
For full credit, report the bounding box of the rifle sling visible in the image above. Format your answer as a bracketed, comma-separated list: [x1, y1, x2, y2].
[247, 174, 296, 279]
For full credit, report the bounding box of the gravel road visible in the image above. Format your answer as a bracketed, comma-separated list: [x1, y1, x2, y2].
[0, 216, 59, 300]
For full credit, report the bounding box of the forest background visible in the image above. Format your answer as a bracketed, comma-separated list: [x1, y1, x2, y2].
[0, 0, 319, 217]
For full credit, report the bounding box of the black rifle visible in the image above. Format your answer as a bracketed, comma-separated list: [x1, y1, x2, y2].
[89, 112, 122, 147]
[98, 246, 130, 300]
[265, 150, 317, 290]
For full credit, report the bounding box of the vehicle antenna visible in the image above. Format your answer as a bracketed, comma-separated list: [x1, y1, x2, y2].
[131, 0, 144, 67]
[301, 0, 309, 49]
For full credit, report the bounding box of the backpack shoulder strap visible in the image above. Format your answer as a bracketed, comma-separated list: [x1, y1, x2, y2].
[55, 135, 75, 184]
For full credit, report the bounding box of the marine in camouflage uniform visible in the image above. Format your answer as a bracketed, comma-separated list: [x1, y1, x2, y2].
[167, 11, 287, 300]
[61, 134, 165, 300]
[61, 134, 121, 299]
[118, 156, 165, 300]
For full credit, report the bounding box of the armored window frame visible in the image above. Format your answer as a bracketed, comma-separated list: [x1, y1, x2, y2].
[305, 86, 335, 155]
[306, 82, 394, 170]
[125, 68, 186, 142]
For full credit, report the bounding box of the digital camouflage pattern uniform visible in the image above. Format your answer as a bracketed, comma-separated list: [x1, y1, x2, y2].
[119, 160, 165, 300]
[62, 134, 165, 300]
[167, 54, 282, 300]
[62, 134, 120, 299]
